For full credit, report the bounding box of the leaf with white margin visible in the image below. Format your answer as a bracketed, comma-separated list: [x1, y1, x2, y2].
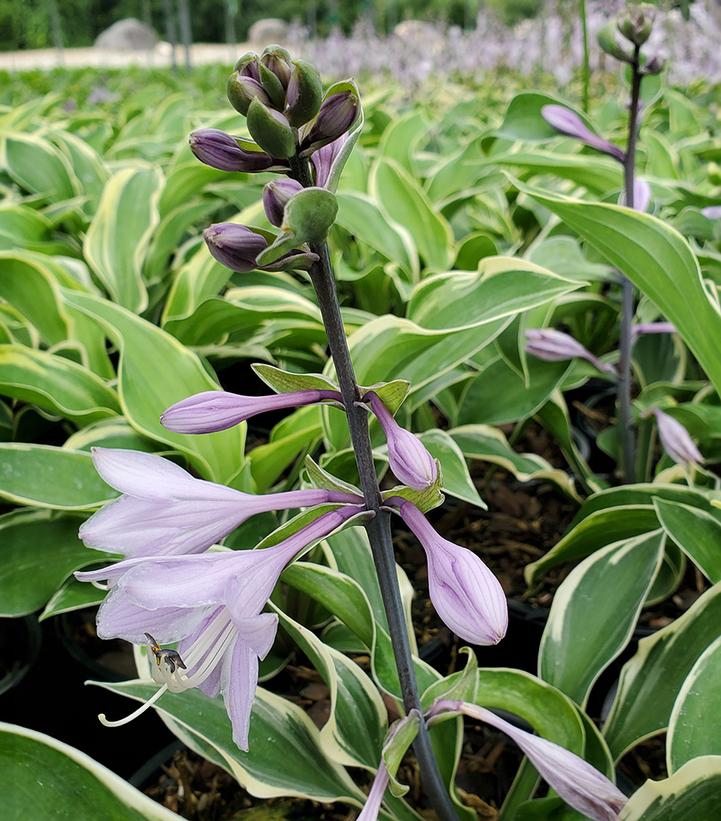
[619, 755, 721, 820]
[539, 530, 665, 705]
[0, 722, 179, 820]
[668, 635, 721, 772]
[603, 582, 721, 760]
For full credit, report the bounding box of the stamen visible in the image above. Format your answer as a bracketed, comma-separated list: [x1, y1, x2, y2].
[98, 684, 168, 728]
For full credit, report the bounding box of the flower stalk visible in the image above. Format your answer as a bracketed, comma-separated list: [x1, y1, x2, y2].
[288, 154, 458, 821]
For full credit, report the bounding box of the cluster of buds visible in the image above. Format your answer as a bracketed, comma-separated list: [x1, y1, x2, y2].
[188, 44, 361, 276]
[598, 2, 663, 75]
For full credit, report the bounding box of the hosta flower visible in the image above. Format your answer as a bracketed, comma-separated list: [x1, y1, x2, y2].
[312, 133, 349, 188]
[161, 389, 342, 434]
[301, 91, 359, 155]
[262, 178, 303, 227]
[357, 763, 390, 821]
[428, 700, 627, 821]
[632, 321, 676, 338]
[366, 393, 437, 490]
[621, 178, 652, 212]
[394, 501, 507, 645]
[76, 507, 362, 750]
[541, 105, 625, 162]
[203, 223, 318, 273]
[188, 128, 280, 173]
[79, 448, 362, 558]
[652, 407, 703, 467]
[525, 328, 616, 376]
[702, 205, 721, 220]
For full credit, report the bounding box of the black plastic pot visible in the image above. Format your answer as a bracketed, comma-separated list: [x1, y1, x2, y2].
[0, 615, 42, 696]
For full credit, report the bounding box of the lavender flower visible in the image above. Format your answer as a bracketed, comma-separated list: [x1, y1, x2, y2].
[76, 507, 362, 750]
[632, 322, 676, 338]
[702, 206, 721, 220]
[312, 133, 349, 188]
[301, 91, 359, 155]
[428, 700, 627, 821]
[541, 105, 625, 162]
[394, 501, 508, 646]
[366, 393, 437, 490]
[262, 178, 303, 227]
[525, 328, 616, 376]
[161, 389, 342, 433]
[79, 448, 362, 558]
[357, 764, 390, 821]
[188, 129, 279, 173]
[621, 178, 652, 212]
[203, 223, 318, 273]
[652, 407, 703, 467]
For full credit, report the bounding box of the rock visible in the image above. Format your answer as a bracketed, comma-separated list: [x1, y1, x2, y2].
[94, 18, 157, 50]
[248, 18, 289, 46]
[393, 20, 441, 41]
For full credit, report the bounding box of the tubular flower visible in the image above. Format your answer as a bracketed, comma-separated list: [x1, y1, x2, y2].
[79, 448, 363, 558]
[394, 501, 508, 646]
[652, 407, 703, 467]
[161, 389, 342, 434]
[188, 128, 281, 173]
[311, 133, 349, 188]
[632, 321, 676, 338]
[541, 105, 625, 162]
[525, 328, 616, 376]
[262, 178, 304, 227]
[76, 507, 363, 751]
[428, 700, 627, 821]
[366, 393, 437, 490]
[203, 223, 318, 273]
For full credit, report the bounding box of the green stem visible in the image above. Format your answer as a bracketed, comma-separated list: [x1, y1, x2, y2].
[579, 0, 590, 112]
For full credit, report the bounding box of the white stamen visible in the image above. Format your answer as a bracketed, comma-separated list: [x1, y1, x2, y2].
[98, 684, 168, 727]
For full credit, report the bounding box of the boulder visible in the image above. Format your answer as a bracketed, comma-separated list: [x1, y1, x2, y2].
[248, 18, 289, 46]
[94, 18, 157, 50]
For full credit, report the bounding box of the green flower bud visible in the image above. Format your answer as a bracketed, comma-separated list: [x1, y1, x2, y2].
[598, 20, 634, 63]
[259, 62, 287, 110]
[234, 52, 261, 80]
[618, 3, 655, 47]
[246, 98, 296, 159]
[261, 45, 292, 88]
[227, 72, 270, 117]
[285, 59, 323, 128]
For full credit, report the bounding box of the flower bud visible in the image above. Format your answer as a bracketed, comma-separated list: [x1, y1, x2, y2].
[203, 223, 267, 272]
[234, 52, 261, 81]
[397, 501, 508, 646]
[618, 3, 655, 47]
[632, 322, 676, 338]
[227, 73, 270, 117]
[258, 61, 287, 110]
[653, 407, 703, 467]
[367, 393, 437, 490]
[188, 128, 276, 172]
[285, 59, 323, 128]
[525, 329, 616, 376]
[261, 45, 292, 88]
[301, 91, 359, 155]
[541, 105, 625, 162]
[312, 134, 348, 188]
[642, 55, 665, 75]
[598, 20, 634, 63]
[262, 178, 303, 227]
[620, 178, 651, 213]
[246, 98, 296, 160]
[702, 206, 721, 220]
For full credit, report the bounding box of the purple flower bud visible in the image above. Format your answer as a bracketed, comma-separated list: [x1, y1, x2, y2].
[702, 205, 721, 220]
[621, 178, 651, 212]
[301, 91, 359, 155]
[227, 73, 271, 117]
[541, 105, 625, 163]
[428, 700, 627, 821]
[653, 407, 703, 467]
[312, 134, 348, 188]
[234, 52, 261, 81]
[366, 393, 437, 490]
[261, 46, 292, 89]
[525, 329, 616, 376]
[203, 223, 268, 272]
[396, 501, 508, 646]
[632, 322, 676, 338]
[188, 129, 276, 173]
[262, 178, 303, 227]
[161, 389, 342, 433]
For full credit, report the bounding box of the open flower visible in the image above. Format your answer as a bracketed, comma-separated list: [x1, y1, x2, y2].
[428, 700, 627, 821]
[76, 507, 363, 750]
[393, 501, 507, 645]
[652, 407, 703, 467]
[161, 389, 342, 434]
[366, 393, 437, 490]
[79, 448, 362, 558]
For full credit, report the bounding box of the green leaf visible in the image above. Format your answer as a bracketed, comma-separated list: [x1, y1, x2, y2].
[603, 582, 721, 759]
[654, 498, 721, 582]
[94, 680, 364, 805]
[382, 712, 421, 798]
[84, 165, 163, 312]
[619, 756, 721, 820]
[62, 290, 244, 484]
[0, 443, 116, 509]
[2, 132, 77, 200]
[668, 636, 721, 772]
[539, 531, 665, 705]
[496, 91, 597, 142]
[0, 723, 179, 820]
[515, 179, 721, 396]
[371, 158, 454, 271]
[0, 510, 98, 617]
[40, 576, 105, 621]
[0, 343, 120, 425]
[417, 429, 485, 508]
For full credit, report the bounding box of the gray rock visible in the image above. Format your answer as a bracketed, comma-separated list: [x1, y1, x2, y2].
[94, 18, 157, 50]
[248, 18, 289, 46]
